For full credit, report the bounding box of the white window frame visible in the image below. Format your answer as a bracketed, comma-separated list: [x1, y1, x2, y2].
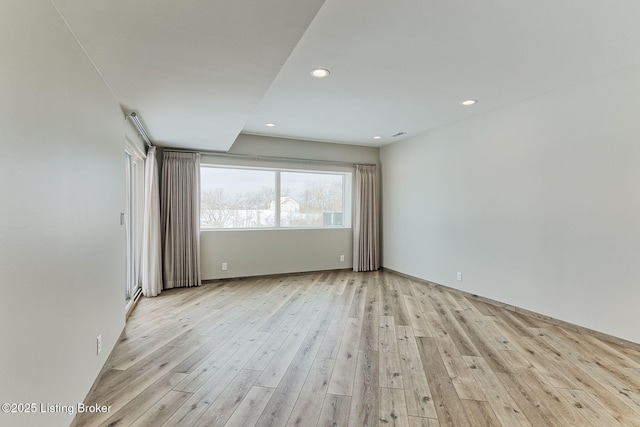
[200, 164, 352, 231]
[124, 140, 145, 310]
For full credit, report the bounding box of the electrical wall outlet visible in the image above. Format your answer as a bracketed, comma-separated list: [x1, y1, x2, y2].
[457, 272, 462, 281]
[340, 255, 345, 262]
[222, 262, 228, 271]
[97, 335, 102, 355]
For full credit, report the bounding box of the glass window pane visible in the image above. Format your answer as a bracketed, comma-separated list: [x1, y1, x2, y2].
[201, 168, 276, 228]
[280, 172, 343, 227]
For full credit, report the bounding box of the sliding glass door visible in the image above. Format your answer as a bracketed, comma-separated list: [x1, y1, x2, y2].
[125, 148, 144, 309]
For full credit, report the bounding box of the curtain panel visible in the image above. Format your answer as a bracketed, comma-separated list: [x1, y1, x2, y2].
[140, 146, 163, 296]
[161, 151, 201, 289]
[353, 164, 380, 272]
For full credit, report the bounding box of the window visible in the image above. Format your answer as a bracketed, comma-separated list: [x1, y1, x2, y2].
[201, 165, 350, 229]
[201, 167, 276, 228]
[280, 171, 343, 227]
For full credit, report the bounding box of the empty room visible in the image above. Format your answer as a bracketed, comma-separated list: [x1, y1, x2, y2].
[2, 1, 640, 427]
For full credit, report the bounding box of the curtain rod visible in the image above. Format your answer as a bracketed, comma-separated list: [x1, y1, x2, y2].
[125, 112, 153, 147]
[162, 147, 376, 167]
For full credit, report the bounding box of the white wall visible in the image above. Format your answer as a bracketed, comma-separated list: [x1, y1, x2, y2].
[381, 65, 640, 344]
[0, 2, 126, 426]
[200, 134, 379, 279]
[202, 228, 352, 279]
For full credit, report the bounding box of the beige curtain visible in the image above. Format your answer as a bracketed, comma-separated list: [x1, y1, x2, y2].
[140, 146, 163, 296]
[161, 151, 201, 289]
[353, 164, 379, 272]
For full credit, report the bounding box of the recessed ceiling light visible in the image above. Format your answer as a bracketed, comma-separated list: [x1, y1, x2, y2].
[265, 123, 276, 127]
[373, 136, 382, 140]
[310, 68, 330, 78]
[462, 99, 477, 106]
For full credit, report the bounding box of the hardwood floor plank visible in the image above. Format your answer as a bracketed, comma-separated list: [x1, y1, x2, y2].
[538, 327, 640, 416]
[171, 309, 265, 374]
[95, 372, 187, 427]
[79, 270, 640, 427]
[77, 345, 200, 426]
[516, 367, 592, 427]
[165, 332, 270, 426]
[459, 399, 501, 427]
[131, 391, 192, 427]
[436, 290, 466, 312]
[434, 337, 486, 401]
[244, 329, 290, 372]
[124, 285, 222, 338]
[491, 323, 577, 389]
[327, 317, 363, 396]
[490, 307, 534, 338]
[81, 365, 151, 410]
[379, 387, 410, 427]
[462, 356, 531, 426]
[209, 280, 265, 311]
[166, 329, 218, 349]
[359, 279, 379, 353]
[395, 275, 414, 296]
[348, 280, 367, 319]
[451, 309, 514, 373]
[318, 394, 352, 427]
[254, 279, 296, 318]
[224, 386, 275, 427]
[404, 296, 429, 338]
[348, 350, 379, 427]
[309, 292, 341, 337]
[428, 291, 480, 357]
[255, 309, 319, 388]
[519, 344, 640, 426]
[175, 316, 266, 393]
[494, 371, 563, 427]
[192, 369, 261, 427]
[379, 315, 404, 389]
[407, 279, 436, 299]
[408, 416, 440, 427]
[316, 302, 352, 360]
[332, 274, 350, 295]
[340, 276, 359, 308]
[396, 325, 437, 418]
[509, 311, 542, 329]
[380, 274, 411, 326]
[485, 319, 535, 372]
[556, 388, 623, 427]
[258, 290, 306, 333]
[247, 283, 332, 373]
[108, 316, 209, 371]
[608, 341, 640, 365]
[286, 358, 335, 427]
[458, 306, 514, 351]
[416, 337, 470, 427]
[254, 325, 326, 427]
[413, 294, 450, 340]
[555, 327, 640, 375]
[466, 298, 497, 317]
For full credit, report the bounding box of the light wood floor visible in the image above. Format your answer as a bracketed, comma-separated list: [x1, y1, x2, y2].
[77, 270, 640, 427]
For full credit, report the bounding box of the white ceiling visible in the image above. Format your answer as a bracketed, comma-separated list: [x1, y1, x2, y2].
[53, 0, 640, 150]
